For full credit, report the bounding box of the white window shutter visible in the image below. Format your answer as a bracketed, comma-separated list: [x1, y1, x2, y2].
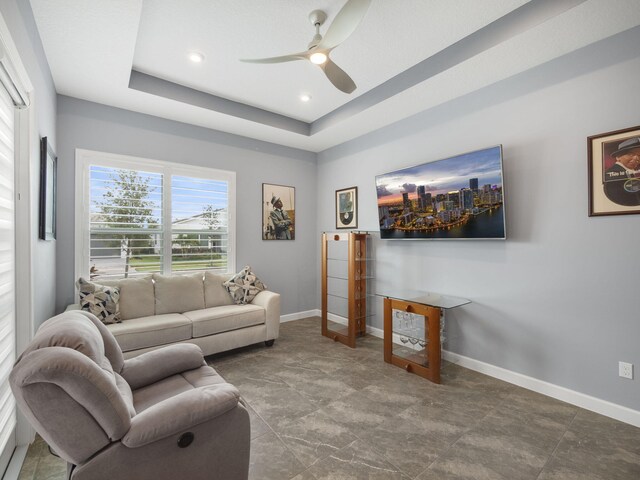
[0, 82, 16, 466]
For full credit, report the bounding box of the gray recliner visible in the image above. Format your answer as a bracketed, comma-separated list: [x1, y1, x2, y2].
[10, 311, 250, 480]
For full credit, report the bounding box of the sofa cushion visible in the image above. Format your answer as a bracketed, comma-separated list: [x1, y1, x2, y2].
[108, 314, 191, 352]
[153, 273, 205, 314]
[184, 305, 265, 338]
[101, 276, 155, 320]
[204, 272, 234, 308]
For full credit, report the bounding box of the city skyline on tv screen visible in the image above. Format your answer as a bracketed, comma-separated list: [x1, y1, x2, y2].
[375, 146, 505, 239]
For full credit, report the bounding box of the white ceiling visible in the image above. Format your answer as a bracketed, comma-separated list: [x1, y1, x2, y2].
[30, 0, 640, 153]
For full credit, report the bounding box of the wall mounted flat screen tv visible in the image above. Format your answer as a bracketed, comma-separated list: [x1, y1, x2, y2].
[375, 145, 506, 240]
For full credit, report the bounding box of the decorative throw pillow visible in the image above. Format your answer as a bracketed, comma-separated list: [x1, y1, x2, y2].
[223, 266, 266, 305]
[76, 277, 121, 324]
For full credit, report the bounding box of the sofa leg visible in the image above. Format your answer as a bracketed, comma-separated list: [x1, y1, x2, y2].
[265, 340, 275, 347]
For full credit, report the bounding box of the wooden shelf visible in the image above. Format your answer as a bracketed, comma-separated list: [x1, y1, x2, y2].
[321, 232, 372, 348]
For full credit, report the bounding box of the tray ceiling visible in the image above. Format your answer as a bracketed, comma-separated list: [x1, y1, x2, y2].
[30, 0, 640, 152]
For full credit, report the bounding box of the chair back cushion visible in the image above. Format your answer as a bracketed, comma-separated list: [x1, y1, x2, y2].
[61, 310, 125, 373]
[153, 273, 205, 314]
[10, 312, 132, 465]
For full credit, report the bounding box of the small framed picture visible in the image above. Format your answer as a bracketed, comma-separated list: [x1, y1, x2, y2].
[335, 186, 358, 229]
[588, 125, 640, 216]
[262, 183, 295, 240]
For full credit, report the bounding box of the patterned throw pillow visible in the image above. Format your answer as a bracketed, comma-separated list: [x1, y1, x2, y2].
[76, 278, 121, 324]
[223, 266, 266, 305]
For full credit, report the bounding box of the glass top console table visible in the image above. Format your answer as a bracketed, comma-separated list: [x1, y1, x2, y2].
[377, 290, 470, 383]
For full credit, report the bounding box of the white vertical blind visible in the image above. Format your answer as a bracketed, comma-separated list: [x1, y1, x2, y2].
[0, 83, 16, 466]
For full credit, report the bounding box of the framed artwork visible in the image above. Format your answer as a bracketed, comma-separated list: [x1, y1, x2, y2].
[336, 186, 358, 229]
[262, 183, 295, 240]
[39, 136, 57, 240]
[588, 125, 640, 216]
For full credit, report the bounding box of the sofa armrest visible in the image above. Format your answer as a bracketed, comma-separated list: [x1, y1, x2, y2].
[250, 290, 280, 340]
[122, 383, 240, 448]
[121, 344, 205, 390]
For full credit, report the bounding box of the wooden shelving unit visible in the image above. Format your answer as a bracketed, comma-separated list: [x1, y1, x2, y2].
[321, 232, 372, 348]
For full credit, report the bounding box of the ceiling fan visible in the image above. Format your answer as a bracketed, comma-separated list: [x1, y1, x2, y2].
[240, 0, 372, 94]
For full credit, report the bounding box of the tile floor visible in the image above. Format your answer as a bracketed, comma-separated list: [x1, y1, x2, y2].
[18, 317, 640, 479]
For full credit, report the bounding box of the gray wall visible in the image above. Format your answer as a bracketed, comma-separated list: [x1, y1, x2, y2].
[56, 96, 317, 316]
[317, 28, 640, 411]
[1, 0, 57, 328]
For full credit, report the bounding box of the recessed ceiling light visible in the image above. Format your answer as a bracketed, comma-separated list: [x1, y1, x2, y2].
[300, 94, 312, 102]
[188, 52, 204, 63]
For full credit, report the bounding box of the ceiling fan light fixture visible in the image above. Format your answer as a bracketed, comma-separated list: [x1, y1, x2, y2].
[188, 52, 204, 63]
[309, 52, 327, 65]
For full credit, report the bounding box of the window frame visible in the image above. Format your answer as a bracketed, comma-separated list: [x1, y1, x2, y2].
[75, 149, 236, 284]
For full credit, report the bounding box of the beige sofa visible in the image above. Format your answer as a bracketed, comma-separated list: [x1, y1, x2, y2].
[69, 272, 280, 359]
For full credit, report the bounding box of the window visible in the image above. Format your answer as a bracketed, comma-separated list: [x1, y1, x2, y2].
[76, 150, 235, 282]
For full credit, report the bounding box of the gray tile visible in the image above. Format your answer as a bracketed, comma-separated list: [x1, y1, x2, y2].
[250, 431, 306, 480]
[278, 370, 359, 408]
[440, 363, 514, 396]
[537, 457, 609, 480]
[553, 428, 640, 480]
[284, 354, 355, 375]
[359, 413, 452, 478]
[501, 388, 578, 426]
[417, 383, 507, 419]
[277, 410, 357, 467]
[472, 407, 568, 455]
[291, 470, 318, 480]
[17, 455, 38, 480]
[245, 402, 271, 440]
[569, 409, 640, 454]
[418, 428, 548, 480]
[416, 456, 509, 480]
[19, 319, 640, 480]
[241, 383, 320, 432]
[318, 385, 422, 438]
[32, 453, 66, 480]
[330, 362, 381, 391]
[308, 439, 411, 480]
[396, 402, 478, 444]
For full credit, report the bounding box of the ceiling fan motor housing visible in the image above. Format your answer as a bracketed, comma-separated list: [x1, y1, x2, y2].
[308, 9, 327, 27]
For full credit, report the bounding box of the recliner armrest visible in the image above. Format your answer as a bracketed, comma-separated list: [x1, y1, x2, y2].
[122, 383, 240, 448]
[121, 344, 205, 390]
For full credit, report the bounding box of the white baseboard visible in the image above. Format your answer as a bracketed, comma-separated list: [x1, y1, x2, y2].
[442, 350, 640, 428]
[280, 315, 640, 427]
[280, 309, 320, 323]
[326, 313, 347, 325]
[367, 325, 384, 338]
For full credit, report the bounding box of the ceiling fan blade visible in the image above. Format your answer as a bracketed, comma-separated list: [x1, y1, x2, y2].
[320, 59, 357, 94]
[318, 0, 371, 50]
[240, 52, 307, 64]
